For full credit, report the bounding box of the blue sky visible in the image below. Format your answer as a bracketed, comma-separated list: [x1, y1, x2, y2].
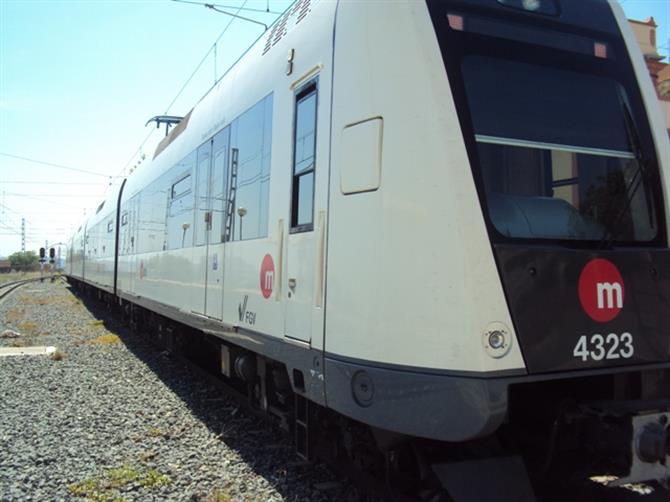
[0, 0, 668, 257]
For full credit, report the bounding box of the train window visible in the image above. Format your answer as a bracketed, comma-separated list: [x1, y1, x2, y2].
[229, 94, 273, 241]
[463, 55, 659, 242]
[291, 82, 317, 231]
[121, 212, 128, 226]
[171, 174, 191, 199]
[140, 178, 170, 253]
[195, 141, 212, 247]
[164, 151, 196, 249]
[107, 220, 113, 233]
[210, 126, 230, 245]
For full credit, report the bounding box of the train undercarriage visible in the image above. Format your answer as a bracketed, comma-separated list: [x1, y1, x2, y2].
[69, 278, 670, 501]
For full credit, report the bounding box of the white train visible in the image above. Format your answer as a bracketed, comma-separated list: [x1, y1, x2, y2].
[67, 0, 670, 498]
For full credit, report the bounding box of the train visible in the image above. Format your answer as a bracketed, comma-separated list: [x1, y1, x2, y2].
[66, 0, 670, 499]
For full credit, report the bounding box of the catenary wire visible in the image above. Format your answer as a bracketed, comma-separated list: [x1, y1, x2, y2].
[0, 152, 118, 178]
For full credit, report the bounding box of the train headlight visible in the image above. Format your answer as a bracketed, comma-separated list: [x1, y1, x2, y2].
[483, 323, 513, 358]
[496, 0, 559, 16]
[488, 330, 506, 349]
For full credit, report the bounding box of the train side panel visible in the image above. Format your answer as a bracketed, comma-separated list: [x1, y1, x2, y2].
[115, 0, 337, 354]
[325, 0, 525, 373]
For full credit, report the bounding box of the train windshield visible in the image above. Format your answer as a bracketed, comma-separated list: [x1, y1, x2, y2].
[462, 55, 658, 243]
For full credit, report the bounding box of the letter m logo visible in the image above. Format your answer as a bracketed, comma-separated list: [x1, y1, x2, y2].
[596, 282, 623, 310]
[264, 270, 274, 292]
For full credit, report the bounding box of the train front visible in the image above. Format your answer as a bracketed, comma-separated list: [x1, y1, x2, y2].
[426, 0, 670, 488]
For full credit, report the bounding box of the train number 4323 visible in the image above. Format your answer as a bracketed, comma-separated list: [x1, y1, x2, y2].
[573, 333, 634, 362]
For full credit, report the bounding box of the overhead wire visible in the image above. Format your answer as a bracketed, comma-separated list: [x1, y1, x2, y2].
[4, 193, 83, 208]
[170, 0, 282, 15]
[2, 0, 284, 253]
[114, 0, 261, 181]
[163, 0, 252, 115]
[0, 181, 102, 185]
[4, 193, 107, 198]
[0, 152, 117, 178]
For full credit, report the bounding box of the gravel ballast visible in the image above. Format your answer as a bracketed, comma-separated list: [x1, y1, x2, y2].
[0, 280, 352, 501]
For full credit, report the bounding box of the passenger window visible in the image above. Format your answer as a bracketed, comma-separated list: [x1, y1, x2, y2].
[166, 151, 196, 249]
[195, 142, 212, 247]
[211, 127, 230, 244]
[291, 82, 317, 231]
[229, 94, 273, 241]
[172, 175, 191, 199]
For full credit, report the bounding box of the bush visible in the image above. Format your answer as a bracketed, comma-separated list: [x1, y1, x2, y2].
[8, 251, 39, 271]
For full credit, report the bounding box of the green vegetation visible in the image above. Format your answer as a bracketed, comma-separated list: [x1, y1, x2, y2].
[204, 488, 234, 502]
[68, 463, 170, 501]
[8, 251, 38, 271]
[89, 334, 121, 345]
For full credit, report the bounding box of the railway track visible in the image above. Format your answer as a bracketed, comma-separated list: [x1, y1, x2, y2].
[0, 275, 59, 302]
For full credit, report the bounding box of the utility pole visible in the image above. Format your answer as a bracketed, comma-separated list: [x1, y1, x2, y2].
[21, 218, 25, 252]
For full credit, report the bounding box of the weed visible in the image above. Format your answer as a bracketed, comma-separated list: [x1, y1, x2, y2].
[141, 469, 170, 488]
[16, 321, 39, 336]
[51, 350, 65, 361]
[91, 320, 105, 327]
[138, 450, 157, 462]
[5, 308, 24, 324]
[89, 334, 121, 345]
[147, 427, 167, 439]
[18, 295, 57, 306]
[68, 464, 169, 500]
[204, 488, 234, 502]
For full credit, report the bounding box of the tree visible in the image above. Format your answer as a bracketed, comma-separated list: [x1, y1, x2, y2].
[8, 251, 38, 271]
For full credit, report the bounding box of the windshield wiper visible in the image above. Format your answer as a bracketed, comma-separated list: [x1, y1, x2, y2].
[597, 102, 651, 249]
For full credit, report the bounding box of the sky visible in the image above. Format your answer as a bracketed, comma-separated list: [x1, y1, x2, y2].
[0, 0, 668, 258]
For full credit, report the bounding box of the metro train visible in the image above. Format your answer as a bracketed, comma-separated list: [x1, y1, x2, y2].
[67, 0, 670, 499]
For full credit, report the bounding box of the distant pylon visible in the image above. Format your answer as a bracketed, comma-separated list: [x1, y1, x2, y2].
[21, 218, 25, 252]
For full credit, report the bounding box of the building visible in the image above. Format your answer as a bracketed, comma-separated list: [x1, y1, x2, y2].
[628, 17, 670, 134]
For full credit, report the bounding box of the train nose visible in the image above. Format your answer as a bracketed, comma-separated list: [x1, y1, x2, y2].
[635, 420, 669, 464]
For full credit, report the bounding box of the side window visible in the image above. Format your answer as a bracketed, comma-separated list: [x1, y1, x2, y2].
[291, 82, 317, 232]
[107, 220, 113, 233]
[195, 142, 212, 247]
[166, 151, 196, 249]
[121, 212, 128, 226]
[171, 175, 191, 199]
[211, 127, 230, 245]
[229, 94, 273, 241]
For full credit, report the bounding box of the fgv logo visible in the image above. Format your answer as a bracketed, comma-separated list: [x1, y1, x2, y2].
[578, 259, 625, 323]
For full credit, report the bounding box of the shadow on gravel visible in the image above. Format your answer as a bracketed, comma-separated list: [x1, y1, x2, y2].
[69, 285, 350, 502]
[63, 285, 670, 502]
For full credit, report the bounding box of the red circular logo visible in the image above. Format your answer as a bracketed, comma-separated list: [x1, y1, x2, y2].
[578, 259, 624, 323]
[260, 254, 275, 299]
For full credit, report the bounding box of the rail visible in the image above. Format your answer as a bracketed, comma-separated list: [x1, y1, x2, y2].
[0, 275, 60, 302]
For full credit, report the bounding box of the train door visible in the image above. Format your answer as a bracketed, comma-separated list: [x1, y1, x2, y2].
[195, 128, 230, 319]
[194, 141, 212, 315]
[284, 80, 319, 343]
[127, 194, 140, 294]
[205, 128, 229, 319]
